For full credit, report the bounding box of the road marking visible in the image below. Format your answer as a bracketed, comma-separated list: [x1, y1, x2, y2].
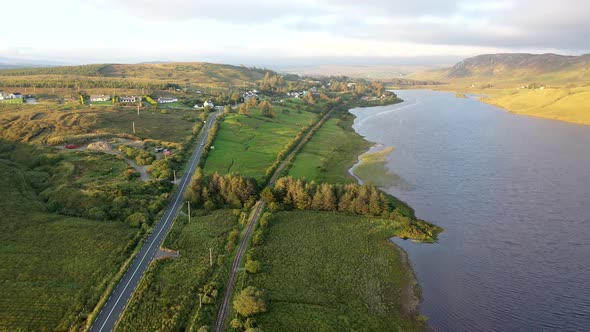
[94, 113, 218, 332]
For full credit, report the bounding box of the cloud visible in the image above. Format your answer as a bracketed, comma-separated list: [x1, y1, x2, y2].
[4, 0, 589, 64]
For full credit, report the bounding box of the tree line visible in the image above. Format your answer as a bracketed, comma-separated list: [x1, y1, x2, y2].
[185, 169, 258, 210]
[262, 177, 392, 217]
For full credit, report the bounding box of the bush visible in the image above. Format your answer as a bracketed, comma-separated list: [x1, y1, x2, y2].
[245, 259, 261, 274]
[125, 212, 149, 227]
[233, 286, 268, 317]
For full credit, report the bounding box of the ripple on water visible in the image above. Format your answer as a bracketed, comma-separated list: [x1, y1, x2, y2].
[355, 90, 590, 331]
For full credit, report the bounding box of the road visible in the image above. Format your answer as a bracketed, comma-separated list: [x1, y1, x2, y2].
[214, 108, 335, 332]
[89, 112, 219, 332]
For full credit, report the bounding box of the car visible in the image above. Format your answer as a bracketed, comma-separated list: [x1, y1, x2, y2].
[201, 142, 205, 146]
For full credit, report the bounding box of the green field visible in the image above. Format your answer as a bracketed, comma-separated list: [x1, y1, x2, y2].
[204, 105, 318, 182]
[159, 101, 193, 109]
[288, 112, 370, 183]
[116, 210, 237, 331]
[0, 161, 136, 331]
[89, 100, 113, 106]
[242, 210, 425, 331]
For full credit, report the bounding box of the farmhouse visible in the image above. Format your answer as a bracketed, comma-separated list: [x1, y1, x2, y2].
[204, 100, 214, 108]
[89, 95, 111, 102]
[0, 92, 23, 101]
[157, 97, 179, 104]
[119, 96, 140, 103]
[242, 91, 258, 101]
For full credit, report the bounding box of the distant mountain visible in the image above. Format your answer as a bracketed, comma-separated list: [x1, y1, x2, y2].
[0, 63, 23, 69]
[410, 53, 590, 86]
[448, 53, 590, 78]
[0, 57, 66, 69]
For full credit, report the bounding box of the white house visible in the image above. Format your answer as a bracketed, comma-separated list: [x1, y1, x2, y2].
[157, 97, 179, 104]
[204, 100, 214, 108]
[243, 91, 258, 101]
[119, 96, 140, 103]
[90, 95, 111, 102]
[3, 92, 23, 99]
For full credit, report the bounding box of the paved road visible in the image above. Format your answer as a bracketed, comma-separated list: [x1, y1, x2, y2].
[90, 112, 219, 332]
[214, 108, 335, 332]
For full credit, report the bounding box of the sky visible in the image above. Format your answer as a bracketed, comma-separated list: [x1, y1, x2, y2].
[1, 0, 589, 67]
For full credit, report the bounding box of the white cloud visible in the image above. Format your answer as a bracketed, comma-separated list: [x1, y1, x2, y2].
[1, 0, 588, 64]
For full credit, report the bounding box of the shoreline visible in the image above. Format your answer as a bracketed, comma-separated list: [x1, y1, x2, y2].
[349, 144, 396, 187]
[396, 85, 590, 126]
[345, 102, 428, 328]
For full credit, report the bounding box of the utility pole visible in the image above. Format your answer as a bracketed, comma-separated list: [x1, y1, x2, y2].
[187, 201, 191, 223]
[209, 248, 213, 267]
[137, 103, 140, 116]
[173, 170, 176, 183]
[199, 293, 202, 308]
[132, 121, 136, 134]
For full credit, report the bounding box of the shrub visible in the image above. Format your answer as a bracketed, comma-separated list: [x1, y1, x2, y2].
[233, 286, 268, 317]
[245, 259, 261, 274]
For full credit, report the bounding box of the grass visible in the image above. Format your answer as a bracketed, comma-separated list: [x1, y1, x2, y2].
[0, 161, 137, 331]
[482, 86, 590, 125]
[288, 112, 371, 184]
[96, 107, 201, 143]
[116, 210, 237, 331]
[0, 103, 200, 145]
[158, 102, 193, 109]
[352, 146, 397, 187]
[89, 100, 113, 106]
[243, 210, 425, 331]
[408, 62, 590, 125]
[0, 62, 267, 90]
[203, 105, 318, 182]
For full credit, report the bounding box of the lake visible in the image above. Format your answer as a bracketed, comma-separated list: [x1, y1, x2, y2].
[350, 90, 590, 331]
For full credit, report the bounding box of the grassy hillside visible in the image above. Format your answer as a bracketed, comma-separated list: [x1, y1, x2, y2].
[0, 62, 268, 89]
[483, 86, 590, 125]
[409, 53, 590, 125]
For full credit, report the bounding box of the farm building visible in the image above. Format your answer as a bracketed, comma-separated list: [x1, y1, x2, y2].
[119, 96, 140, 103]
[157, 97, 179, 103]
[90, 95, 111, 102]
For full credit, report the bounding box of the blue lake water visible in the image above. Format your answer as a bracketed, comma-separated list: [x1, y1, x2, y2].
[350, 90, 590, 331]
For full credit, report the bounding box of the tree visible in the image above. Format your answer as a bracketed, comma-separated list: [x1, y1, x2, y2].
[260, 101, 275, 118]
[230, 91, 241, 104]
[246, 97, 258, 109]
[224, 105, 232, 113]
[304, 89, 315, 105]
[125, 212, 149, 227]
[245, 259, 261, 273]
[233, 286, 268, 317]
[239, 104, 250, 115]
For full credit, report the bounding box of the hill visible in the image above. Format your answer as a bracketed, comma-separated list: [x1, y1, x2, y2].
[447, 53, 590, 79]
[0, 62, 270, 89]
[411, 53, 590, 87]
[409, 53, 590, 125]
